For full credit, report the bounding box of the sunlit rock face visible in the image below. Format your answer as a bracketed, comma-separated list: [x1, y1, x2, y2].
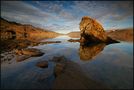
[79, 43, 106, 61]
[79, 16, 118, 43]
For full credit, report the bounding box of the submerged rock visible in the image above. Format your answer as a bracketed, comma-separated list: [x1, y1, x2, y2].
[36, 61, 48, 68]
[51, 56, 66, 77]
[79, 16, 118, 44]
[51, 56, 66, 63]
[40, 41, 61, 45]
[68, 39, 80, 42]
[15, 48, 44, 56]
[16, 55, 31, 62]
[54, 63, 65, 77]
[52, 57, 109, 89]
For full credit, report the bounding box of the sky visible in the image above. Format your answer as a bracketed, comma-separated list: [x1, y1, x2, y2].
[1, 1, 133, 34]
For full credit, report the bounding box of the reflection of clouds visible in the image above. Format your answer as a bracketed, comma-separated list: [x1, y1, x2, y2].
[98, 44, 133, 68]
[80, 43, 133, 89]
[79, 43, 106, 61]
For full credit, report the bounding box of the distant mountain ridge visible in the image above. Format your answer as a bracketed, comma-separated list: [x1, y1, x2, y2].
[0, 18, 61, 40]
[67, 31, 80, 38]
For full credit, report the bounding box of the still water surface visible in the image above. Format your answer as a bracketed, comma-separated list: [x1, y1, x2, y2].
[1, 35, 133, 89]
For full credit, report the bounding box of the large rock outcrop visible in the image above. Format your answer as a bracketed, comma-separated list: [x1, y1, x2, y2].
[79, 16, 118, 44]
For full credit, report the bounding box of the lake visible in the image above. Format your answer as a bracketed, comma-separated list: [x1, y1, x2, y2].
[1, 35, 133, 89]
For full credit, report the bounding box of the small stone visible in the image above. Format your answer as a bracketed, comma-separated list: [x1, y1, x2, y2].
[36, 61, 48, 68]
[68, 39, 80, 42]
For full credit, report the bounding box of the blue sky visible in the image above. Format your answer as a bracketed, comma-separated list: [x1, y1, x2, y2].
[1, 1, 133, 34]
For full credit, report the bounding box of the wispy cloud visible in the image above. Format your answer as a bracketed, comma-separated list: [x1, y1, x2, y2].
[1, 1, 133, 33]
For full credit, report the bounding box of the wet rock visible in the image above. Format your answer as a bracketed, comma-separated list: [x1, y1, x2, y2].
[51, 56, 66, 77]
[68, 39, 80, 42]
[79, 16, 118, 44]
[30, 42, 40, 46]
[54, 63, 65, 77]
[36, 61, 48, 68]
[15, 48, 44, 56]
[51, 56, 65, 63]
[40, 41, 61, 45]
[16, 55, 31, 62]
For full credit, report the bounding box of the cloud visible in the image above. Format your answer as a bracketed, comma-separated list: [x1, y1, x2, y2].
[73, 1, 133, 20]
[1, 1, 133, 33]
[2, 1, 49, 17]
[1, 1, 52, 23]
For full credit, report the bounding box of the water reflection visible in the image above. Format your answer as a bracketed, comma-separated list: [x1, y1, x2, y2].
[79, 43, 106, 61]
[1, 35, 133, 89]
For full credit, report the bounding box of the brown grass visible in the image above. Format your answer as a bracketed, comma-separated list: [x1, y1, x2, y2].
[107, 28, 133, 42]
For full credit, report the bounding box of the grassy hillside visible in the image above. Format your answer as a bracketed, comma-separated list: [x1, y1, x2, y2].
[107, 28, 133, 42]
[0, 18, 61, 41]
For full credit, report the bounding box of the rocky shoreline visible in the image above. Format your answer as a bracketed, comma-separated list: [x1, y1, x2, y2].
[1, 40, 62, 63]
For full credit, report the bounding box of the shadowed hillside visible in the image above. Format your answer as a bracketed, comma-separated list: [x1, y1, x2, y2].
[0, 18, 62, 53]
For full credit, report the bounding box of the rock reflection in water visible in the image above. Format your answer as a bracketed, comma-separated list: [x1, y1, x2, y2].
[79, 43, 106, 61]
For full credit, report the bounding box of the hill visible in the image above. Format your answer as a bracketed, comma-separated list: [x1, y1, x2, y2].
[107, 28, 133, 42]
[0, 18, 61, 41]
[67, 31, 80, 38]
[67, 28, 133, 42]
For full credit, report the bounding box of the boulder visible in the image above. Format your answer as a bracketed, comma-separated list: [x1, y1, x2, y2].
[36, 61, 48, 68]
[79, 16, 118, 44]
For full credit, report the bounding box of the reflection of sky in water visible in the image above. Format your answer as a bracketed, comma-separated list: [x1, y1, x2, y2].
[1, 36, 133, 89]
[81, 42, 133, 89]
[105, 42, 133, 56]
